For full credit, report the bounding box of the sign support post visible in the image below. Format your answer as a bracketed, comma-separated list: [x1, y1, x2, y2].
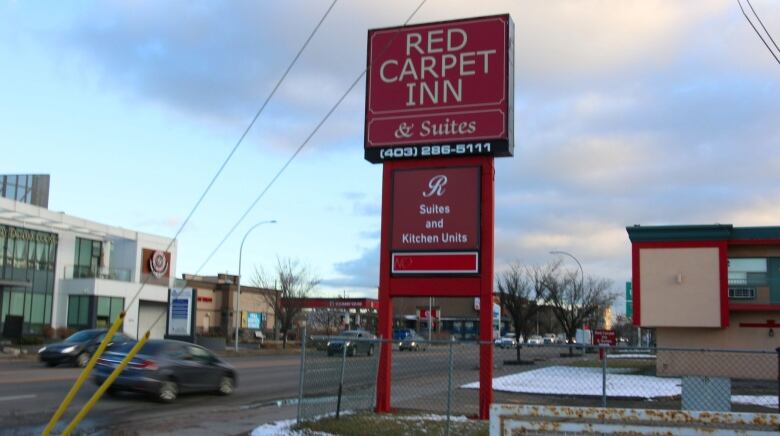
[366, 14, 513, 420]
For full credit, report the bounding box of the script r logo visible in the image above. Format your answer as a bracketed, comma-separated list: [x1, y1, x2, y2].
[422, 175, 447, 197]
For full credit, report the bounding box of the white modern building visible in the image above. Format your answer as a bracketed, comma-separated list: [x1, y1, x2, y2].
[0, 194, 176, 339]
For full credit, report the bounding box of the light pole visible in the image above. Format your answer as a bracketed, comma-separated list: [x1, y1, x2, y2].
[235, 219, 276, 352]
[550, 250, 584, 288]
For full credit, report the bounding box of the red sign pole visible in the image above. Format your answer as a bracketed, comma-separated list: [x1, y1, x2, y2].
[478, 157, 494, 419]
[376, 163, 394, 413]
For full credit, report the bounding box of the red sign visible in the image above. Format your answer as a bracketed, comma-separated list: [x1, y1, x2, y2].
[392, 252, 479, 274]
[594, 329, 616, 346]
[391, 166, 480, 251]
[417, 308, 440, 319]
[365, 15, 514, 163]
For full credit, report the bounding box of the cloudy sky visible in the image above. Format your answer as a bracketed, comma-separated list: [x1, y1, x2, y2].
[2, 1, 779, 311]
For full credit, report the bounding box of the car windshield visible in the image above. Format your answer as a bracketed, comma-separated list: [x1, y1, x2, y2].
[64, 330, 102, 343]
[107, 341, 167, 355]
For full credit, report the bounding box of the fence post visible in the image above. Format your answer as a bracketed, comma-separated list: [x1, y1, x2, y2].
[336, 340, 348, 419]
[296, 323, 307, 425]
[446, 337, 454, 436]
[601, 344, 607, 408]
[372, 336, 383, 408]
[776, 347, 780, 414]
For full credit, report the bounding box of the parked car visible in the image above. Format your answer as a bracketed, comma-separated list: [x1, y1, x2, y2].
[494, 334, 519, 348]
[93, 339, 237, 402]
[399, 330, 427, 351]
[526, 335, 543, 345]
[38, 329, 132, 368]
[393, 328, 414, 341]
[327, 330, 376, 357]
[543, 334, 557, 345]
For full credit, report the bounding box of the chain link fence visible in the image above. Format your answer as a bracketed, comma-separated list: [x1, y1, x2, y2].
[297, 335, 779, 432]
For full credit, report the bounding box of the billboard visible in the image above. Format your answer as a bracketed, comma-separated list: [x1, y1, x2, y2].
[390, 165, 480, 274]
[365, 15, 514, 163]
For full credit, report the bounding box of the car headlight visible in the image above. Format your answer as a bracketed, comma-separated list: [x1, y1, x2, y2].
[411, 342, 416, 346]
[345, 341, 351, 347]
[326, 342, 331, 347]
[61, 346, 77, 354]
[38, 346, 46, 353]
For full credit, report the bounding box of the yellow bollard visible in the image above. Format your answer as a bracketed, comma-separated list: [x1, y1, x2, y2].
[42, 312, 125, 436]
[62, 331, 150, 435]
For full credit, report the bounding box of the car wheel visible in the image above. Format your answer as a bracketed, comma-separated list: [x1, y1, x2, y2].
[327, 351, 334, 357]
[367, 345, 374, 356]
[44, 361, 57, 367]
[158, 380, 178, 403]
[217, 375, 234, 395]
[76, 352, 90, 368]
[347, 347, 355, 357]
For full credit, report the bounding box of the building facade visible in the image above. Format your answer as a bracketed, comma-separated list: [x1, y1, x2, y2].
[0, 195, 176, 339]
[183, 273, 276, 339]
[627, 224, 780, 378]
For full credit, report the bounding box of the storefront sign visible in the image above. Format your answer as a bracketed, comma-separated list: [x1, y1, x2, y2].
[594, 329, 616, 346]
[391, 166, 480, 274]
[244, 312, 263, 330]
[365, 15, 514, 163]
[391, 166, 480, 250]
[417, 308, 440, 319]
[142, 249, 171, 281]
[166, 288, 195, 339]
[0, 224, 58, 244]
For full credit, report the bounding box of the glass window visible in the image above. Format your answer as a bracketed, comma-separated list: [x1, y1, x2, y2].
[68, 295, 91, 328]
[78, 297, 89, 325]
[96, 296, 111, 328]
[10, 291, 24, 315]
[110, 298, 124, 323]
[67, 297, 79, 326]
[44, 294, 52, 324]
[6, 183, 16, 201]
[30, 294, 44, 324]
[16, 175, 27, 201]
[728, 258, 768, 286]
[1, 292, 9, 323]
[97, 297, 110, 317]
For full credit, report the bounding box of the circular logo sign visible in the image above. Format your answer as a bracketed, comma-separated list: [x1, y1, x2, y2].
[150, 250, 168, 279]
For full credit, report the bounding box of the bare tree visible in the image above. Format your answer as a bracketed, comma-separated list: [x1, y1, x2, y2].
[252, 257, 319, 349]
[543, 267, 616, 355]
[497, 262, 548, 362]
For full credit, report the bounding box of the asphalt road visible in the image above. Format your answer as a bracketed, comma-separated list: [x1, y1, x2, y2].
[0, 353, 303, 435]
[0, 345, 568, 435]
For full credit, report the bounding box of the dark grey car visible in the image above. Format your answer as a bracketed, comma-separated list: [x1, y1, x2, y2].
[399, 330, 428, 351]
[38, 329, 132, 367]
[326, 330, 376, 357]
[93, 339, 237, 402]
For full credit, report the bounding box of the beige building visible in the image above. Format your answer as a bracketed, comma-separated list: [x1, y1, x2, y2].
[627, 224, 780, 379]
[182, 273, 276, 339]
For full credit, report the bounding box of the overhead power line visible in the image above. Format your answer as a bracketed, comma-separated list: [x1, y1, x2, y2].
[196, 0, 429, 273]
[122, 0, 339, 314]
[746, 0, 780, 54]
[738, 0, 780, 66]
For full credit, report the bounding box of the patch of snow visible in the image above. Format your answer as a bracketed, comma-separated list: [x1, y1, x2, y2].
[251, 419, 298, 436]
[731, 395, 778, 409]
[607, 354, 656, 359]
[252, 412, 471, 435]
[462, 366, 681, 399]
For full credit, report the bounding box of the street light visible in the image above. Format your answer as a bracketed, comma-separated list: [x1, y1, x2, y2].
[549, 250, 584, 287]
[235, 219, 276, 352]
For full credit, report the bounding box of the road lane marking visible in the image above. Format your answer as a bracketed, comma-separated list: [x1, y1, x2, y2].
[0, 394, 36, 402]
